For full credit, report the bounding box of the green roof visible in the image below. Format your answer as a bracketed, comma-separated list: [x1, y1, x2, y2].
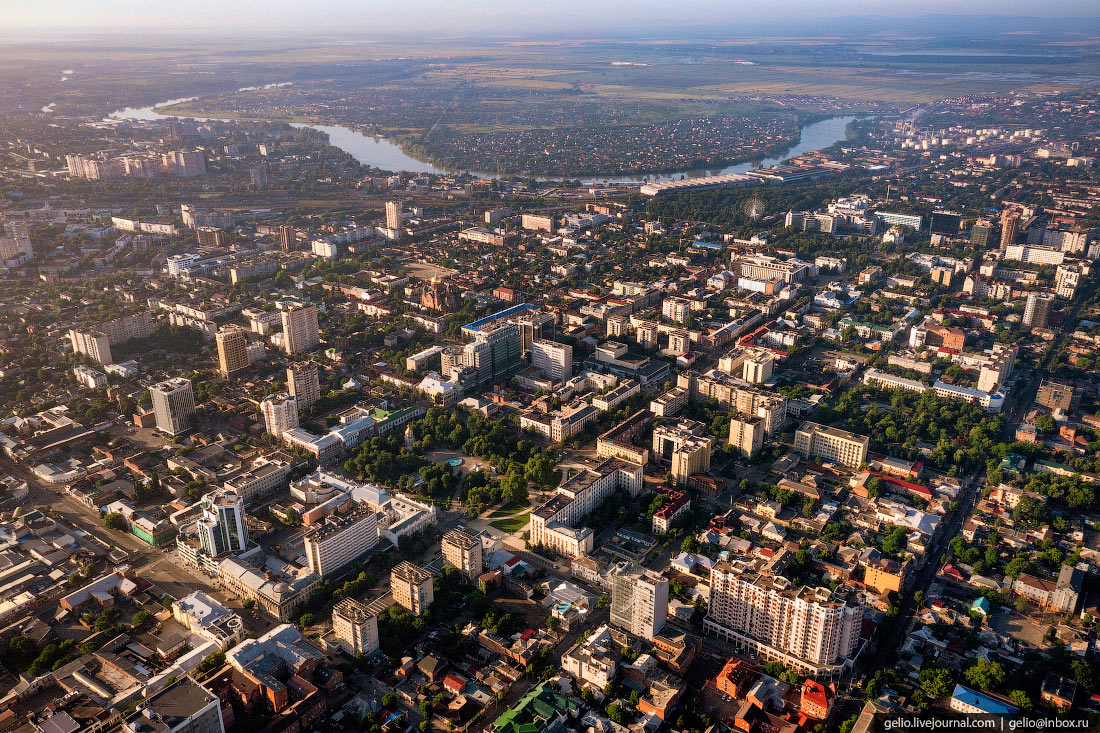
[494, 680, 576, 733]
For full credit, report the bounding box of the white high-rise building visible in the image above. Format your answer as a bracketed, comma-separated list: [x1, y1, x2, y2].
[287, 361, 321, 409]
[150, 377, 196, 435]
[390, 561, 433, 616]
[260, 393, 299, 438]
[332, 597, 380, 655]
[609, 563, 669, 639]
[531, 339, 573, 382]
[304, 507, 379, 577]
[279, 301, 319, 354]
[385, 200, 404, 230]
[0, 221, 33, 263]
[705, 559, 864, 677]
[442, 529, 483, 579]
[69, 329, 113, 365]
[1023, 291, 1055, 329]
[197, 489, 248, 557]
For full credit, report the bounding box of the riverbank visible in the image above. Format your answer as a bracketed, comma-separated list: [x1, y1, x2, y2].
[112, 98, 856, 184]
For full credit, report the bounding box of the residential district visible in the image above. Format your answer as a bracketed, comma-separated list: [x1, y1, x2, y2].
[1, 90, 1100, 733]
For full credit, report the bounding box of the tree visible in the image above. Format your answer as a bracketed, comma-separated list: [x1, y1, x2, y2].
[197, 650, 225, 674]
[283, 507, 302, 526]
[299, 612, 315, 628]
[381, 693, 397, 709]
[605, 704, 625, 724]
[1035, 414, 1056, 433]
[546, 616, 561, 632]
[131, 610, 154, 628]
[103, 512, 127, 530]
[1008, 689, 1033, 711]
[964, 659, 1005, 691]
[919, 667, 955, 699]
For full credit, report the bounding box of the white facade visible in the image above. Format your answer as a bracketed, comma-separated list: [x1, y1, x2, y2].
[150, 377, 196, 435]
[261, 393, 299, 438]
[304, 508, 379, 577]
[609, 564, 669, 639]
[531, 339, 573, 382]
[279, 301, 320, 354]
[332, 597, 380, 655]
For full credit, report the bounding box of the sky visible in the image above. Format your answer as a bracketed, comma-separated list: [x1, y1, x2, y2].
[6, 0, 1099, 38]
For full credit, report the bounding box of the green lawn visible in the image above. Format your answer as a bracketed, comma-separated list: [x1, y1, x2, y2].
[488, 500, 529, 518]
[490, 513, 530, 534]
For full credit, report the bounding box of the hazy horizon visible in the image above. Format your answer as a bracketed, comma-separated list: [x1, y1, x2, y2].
[6, 1, 1100, 40]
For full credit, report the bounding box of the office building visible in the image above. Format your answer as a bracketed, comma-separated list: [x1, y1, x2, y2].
[391, 561, 434, 616]
[172, 590, 247, 650]
[216, 326, 250, 377]
[652, 420, 712, 485]
[288, 361, 321, 409]
[304, 506, 379, 577]
[261, 393, 299, 438]
[442, 528, 484, 579]
[609, 563, 669, 639]
[197, 489, 249, 557]
[279, 301, 320, 354]
[706, 559, 864, 677]
[385, 200, 403, 230]
[531, 339, 573, 382]
[332, 597, 380, 655]
[930, 211, 961, 236]
[678, 371, 787, 434]
[728, 416, 765, 458]
[793, 422, 868, 468]
[1023, 291, 1055, 329]
[150, 377, 196, 435]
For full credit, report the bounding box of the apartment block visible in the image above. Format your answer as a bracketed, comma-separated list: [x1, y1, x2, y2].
[793, 422, 869, 468]
[609, 563, 669, 639]
[304, 507, 379, 577]
[391, 561, 434, 616]
[442, 529, 484, 579]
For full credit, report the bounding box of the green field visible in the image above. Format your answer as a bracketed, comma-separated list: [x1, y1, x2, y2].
[490, 513, 530, 533]
[488, 500, 529, 518]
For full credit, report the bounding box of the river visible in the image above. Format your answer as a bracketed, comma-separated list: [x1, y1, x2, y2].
[110, 98, 855, 183]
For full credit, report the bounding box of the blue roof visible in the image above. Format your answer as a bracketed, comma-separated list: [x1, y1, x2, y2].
[691, 241, 724, 250]
[971, 597, 991, 613]
[461, 303, 536, 333]
[952, 684, 1018, 715]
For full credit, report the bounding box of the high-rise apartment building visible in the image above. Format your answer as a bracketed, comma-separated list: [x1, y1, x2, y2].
[970, 220, 992, 248]
[279, 301, 320, 354]
[1000, 210, 1021, 251]
[332, 597, 380, 655]
[385, 200, 404, 230]
[216, 326, 250, 378]
[279, 224, 296, 252]
[260, 393, 299, 438]
[304, 507, 379, 577]
[652, 420, 712, 485]
[69, 329, 113, 365]
[706, 559, 864, 677]
[609, 563, 669, 639]
[287, 362, 321, 409]
[531, 339, 573, 382]
[728, 416, 765, 458]
[150, 377, 196, 435]
[441, 529, 483, 579]
[1023, 291, 1055, 329]
[0, 221, 33, 263]
[792, 422, 868, 468]
[390, 561, 434, 616]
[197, 489, 248, 557]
